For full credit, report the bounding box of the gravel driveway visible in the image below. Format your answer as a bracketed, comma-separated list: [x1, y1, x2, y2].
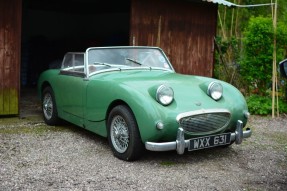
[0, 90, 286, 190]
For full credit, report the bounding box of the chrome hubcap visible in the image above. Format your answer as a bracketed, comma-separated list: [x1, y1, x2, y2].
[111, 115, 129, 153]
[43, 93, 53, 120]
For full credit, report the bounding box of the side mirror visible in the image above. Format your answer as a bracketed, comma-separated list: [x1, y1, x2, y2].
[279, 59, 287, 78]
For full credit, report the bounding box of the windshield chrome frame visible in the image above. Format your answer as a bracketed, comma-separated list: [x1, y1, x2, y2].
[85, 46, 175, 78]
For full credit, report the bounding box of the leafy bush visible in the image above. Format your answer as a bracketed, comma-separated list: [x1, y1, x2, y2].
[246, 95, 287, 115]
[240, 16, 287, 95]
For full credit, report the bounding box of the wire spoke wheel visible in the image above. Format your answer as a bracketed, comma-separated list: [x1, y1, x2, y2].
[43, 93, 53, 120]
[110, 115, 129, 153]
[42, 87, 59, 125]
[108, 105, 144, 161]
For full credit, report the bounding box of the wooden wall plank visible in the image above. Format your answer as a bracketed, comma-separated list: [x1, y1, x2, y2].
[0, 0, 5, 113]
[130, 0, 217, 77]
[0, 0, 21, 115]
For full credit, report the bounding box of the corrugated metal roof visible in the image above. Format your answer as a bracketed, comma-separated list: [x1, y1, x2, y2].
[202, 0, 235, 7]
[202, 0, 275, 8]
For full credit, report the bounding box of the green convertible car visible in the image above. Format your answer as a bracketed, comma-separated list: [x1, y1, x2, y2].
[38, 46, 252, 161]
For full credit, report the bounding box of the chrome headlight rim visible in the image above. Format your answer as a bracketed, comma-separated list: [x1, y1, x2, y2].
[207, 81, 223, 101]
[156, 84, 174, 106]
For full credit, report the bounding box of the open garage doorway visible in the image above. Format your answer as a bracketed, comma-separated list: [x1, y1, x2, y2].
[21, 0, 131, 87]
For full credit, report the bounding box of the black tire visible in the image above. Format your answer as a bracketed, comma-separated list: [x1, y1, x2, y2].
[42, 86, 59, 125]
[107, 105, 144, 161]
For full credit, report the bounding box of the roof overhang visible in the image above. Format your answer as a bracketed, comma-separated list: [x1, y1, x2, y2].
[202, 0, 275, 8]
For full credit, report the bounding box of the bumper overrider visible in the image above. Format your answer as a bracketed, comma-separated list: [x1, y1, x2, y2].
[145, 120, 252, 154]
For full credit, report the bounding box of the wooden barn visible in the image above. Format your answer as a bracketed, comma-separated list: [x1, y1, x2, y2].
[0, 0, 225, 115]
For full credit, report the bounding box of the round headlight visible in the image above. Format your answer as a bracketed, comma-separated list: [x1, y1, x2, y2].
[207, 81, 223, 101]
[156, 85, 174, 106]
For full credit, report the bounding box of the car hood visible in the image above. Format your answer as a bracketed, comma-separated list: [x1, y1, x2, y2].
[90, 69, 246, 113]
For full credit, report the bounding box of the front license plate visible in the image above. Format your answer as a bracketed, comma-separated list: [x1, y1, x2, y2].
[188, 133, 231, 151]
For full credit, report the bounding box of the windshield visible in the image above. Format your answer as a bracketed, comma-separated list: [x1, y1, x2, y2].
[86, 47, 173, 71]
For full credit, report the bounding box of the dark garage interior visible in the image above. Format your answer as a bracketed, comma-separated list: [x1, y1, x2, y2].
[21, 0, 131, 87]
[1, 0, 219, 115]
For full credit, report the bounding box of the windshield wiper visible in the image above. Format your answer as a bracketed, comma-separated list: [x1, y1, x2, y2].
[125, 58, 142, 66]
[92, 62, 123, 71]
[93, 62, 112, 67]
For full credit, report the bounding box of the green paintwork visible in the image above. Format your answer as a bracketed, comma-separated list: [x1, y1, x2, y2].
[37, 47, 249, 143]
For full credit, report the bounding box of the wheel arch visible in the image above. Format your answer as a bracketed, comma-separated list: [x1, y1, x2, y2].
[105, 99, 134, 125]
[38, 81, 52, 100]
[104, 97, 164, 143]
[41, 83, 60, 125]
[41, 81, 51, 92]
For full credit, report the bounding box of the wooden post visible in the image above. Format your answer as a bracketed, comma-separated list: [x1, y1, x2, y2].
[272, 0, 278, 118]
[0, 0, 22, 115]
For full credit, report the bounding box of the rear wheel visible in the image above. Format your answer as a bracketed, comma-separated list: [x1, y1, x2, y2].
[107, 105, 144, 161]
[42, 87, 59, 125]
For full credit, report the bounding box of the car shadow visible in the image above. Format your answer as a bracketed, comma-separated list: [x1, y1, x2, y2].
[60, 120, 110, 146]
[140, 145, 240, 164]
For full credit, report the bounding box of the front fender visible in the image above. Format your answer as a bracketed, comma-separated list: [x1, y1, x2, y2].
[85, 81, 175, 142]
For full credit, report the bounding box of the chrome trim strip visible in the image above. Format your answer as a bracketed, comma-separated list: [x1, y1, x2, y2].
[176, 109, 230, 122]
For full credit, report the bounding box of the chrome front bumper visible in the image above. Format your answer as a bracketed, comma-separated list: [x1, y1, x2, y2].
[145, 120, 252, 154]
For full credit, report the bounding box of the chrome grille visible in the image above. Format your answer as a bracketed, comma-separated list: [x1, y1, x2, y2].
[178, 112, 231, 133]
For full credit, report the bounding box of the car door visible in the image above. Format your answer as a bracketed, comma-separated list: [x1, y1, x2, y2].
[57, 53, 87, 125]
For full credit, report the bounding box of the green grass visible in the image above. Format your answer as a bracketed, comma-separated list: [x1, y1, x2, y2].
[0, 116, 41, 125]
[0, 125, 68, 134]
[160, 161, 177, 166]
[0, 116, 68, 134]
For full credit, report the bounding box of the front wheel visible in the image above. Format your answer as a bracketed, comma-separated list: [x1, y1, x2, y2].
[107, 105, 144, 161]
[42, 87, 59, 125]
